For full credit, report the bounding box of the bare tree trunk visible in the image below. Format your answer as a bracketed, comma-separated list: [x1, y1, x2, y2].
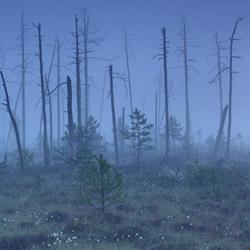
[226, 17, 243, 159]
[109, 65, 119, 167]
[57, 37, 61, 146]
[121, 107, 125, 155]
[6, 83, 22, 150]
[215, 33, 223, 119]
[182, 19, 191, 155]
[162, 27, 169, 155]
[83, 8, 89, 126]
[45, 39, 57, 157]
[158, 71, 162, 140]
[67, 76, 74, 156]
[81, 7, 104, 126]
[124, 29, 133, 115]
[99, 71, 106, 134]
[155, 92, 158, 149]
[74, 15, 82, 130]
[45, 76, 53, 156]
[33, 23, 50, 167]
[214, 105, 228, 158]
[1, 72, 24, 172]
[21, 14, 26, 149]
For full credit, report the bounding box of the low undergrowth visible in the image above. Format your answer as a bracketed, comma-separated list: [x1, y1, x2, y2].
[0, 159, 249, 249]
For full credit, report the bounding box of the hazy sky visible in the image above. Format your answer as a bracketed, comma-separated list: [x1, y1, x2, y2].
[0, 0, 250, 148]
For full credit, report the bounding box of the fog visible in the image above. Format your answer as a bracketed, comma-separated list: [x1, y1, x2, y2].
[1, 1, 250, 249]
[0, 0, 249, 151]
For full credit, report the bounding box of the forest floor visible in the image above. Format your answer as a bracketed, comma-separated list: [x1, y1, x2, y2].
[0, 159, 250, 250]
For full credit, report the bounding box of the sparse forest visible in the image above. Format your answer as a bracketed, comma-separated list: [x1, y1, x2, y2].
[0, 1, 250, 249]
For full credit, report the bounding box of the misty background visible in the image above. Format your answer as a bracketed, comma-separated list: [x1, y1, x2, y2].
[0, 0, 249, 151]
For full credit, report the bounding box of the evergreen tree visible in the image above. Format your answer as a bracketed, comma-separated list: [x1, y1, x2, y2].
[125, 108, 153, 169]
[82, 154, 126, 214]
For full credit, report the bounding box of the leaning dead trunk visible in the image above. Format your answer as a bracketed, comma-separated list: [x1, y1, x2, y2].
[109, 65, 119, 167]
[0, 71, 24, 172]
[213, 105, 228, 158]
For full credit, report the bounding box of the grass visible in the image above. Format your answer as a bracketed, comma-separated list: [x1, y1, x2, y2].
[0, 159, 250, 250]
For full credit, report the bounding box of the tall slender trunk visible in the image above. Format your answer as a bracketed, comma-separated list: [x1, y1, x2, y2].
[21, 14, 26, 148]
[1, 72, 24, 172]
[158, 71, 162, 139]
[121, 107, 125, 155]
[46, 39, 56, 156]
[215, 33, 223, 119]
[162, 27, 169, 155]
[226, 17, 243, 159]
[109, 65, 119, 167]
[83, 8, 89, 126]
[182, 20, 191, 154]
[45, 76, 53, 156]
[35, 23, 50, 167]
[67, 76, 74, 156]
[56, 37, 61, 146]
[154, 92, 158, 149]
[99, 72, 106, 134]
[75, 15, 82, 130]
[124, 29, 133, 115]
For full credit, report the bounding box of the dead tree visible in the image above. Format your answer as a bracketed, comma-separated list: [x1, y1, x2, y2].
[81, 7, 104, 126]
[109, 65, 119, 167]
[33, 22, 50, 167]
[182, 19, 191, 152]
[0, 72, 24, 172]
[215, 33, 224, 119]
[158, 71, 162, 140]
[162, 27, 170, 155]
[20, 14, 28, 148]
[177, 17, 199, 157]
[99, 71, 106, 134]
[209, 33, 227, 120]
[123, 29, 133, 115]
[72, 15, 82, 130]
[56, 37, 61, 146]
[45, 39, 57, 156]
[213, 105, 228, 158]
[5, 84, 21, 150]
[121, 107, 125, 154]
[226, 17, 243, 159]
[67, 76, 74, 156]
[154, 92, 158, 148]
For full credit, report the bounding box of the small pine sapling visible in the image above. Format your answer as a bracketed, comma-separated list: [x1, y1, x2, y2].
[125, 108, 154, 169]
[82, 154, 126, 214]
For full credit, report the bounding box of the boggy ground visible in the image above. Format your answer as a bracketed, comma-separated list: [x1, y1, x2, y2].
[0, 158, 250, 250]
